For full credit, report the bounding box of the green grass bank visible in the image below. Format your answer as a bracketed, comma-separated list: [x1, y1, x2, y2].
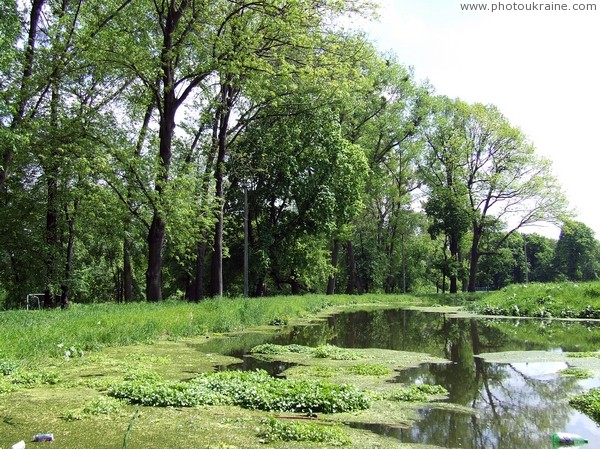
[0, 294, 422, 363]
[462, 281, 600, 318]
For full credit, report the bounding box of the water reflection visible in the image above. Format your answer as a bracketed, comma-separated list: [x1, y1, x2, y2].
[202, 308, 600, 449]
[315, 310, 600, 449]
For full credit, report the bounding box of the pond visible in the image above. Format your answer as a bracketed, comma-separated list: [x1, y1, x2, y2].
[205, 307, 600, 449]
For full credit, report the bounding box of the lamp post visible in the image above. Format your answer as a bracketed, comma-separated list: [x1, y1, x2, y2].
[243, 182, 249, 297]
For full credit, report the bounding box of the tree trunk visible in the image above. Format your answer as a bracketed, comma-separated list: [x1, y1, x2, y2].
[125, 97, 154, 302]
[187, 242, 206, 301]
[255, 277, 266, 297]
[145, 214, 166, 301]
[209, 82, 234, 297]
[291, 278, 301, 295]
[123, 237, 134, 301]
[468, 226, 483, 292]
[449, 233, 459, 294]
[346, 241, 357, 294]
[326, 239, 340, 295]
[60, 199, 78, 309]
[145, 23, 178, 301]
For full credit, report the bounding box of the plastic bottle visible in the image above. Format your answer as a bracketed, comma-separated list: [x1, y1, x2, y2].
[551, 432, 588, 446]
[32, 433, 54, 442]
[10, 441, 26, 449]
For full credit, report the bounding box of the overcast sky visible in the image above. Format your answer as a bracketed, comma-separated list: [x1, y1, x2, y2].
[353, 0, 600, 239]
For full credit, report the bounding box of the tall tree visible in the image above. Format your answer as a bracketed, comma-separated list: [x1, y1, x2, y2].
[420, 98, 567, 292]
[553, 220, 600, 281]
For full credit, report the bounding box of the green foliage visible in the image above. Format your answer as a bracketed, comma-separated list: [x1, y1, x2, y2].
[251, 343, 364, 361]
[258, 417, 351, 446]
[62, 396, 126, 422]
[388, 384, 448, 402]
[569, 388, 600, 425]
[467, 281, 600, 318]
[558, 368, 592, 379]
[313, 345, 361, 361]
[348, 363, 392, 376]
[0, 294, 414, 362]
[554, 221, 600, 282]
[108, 369, 371, 414]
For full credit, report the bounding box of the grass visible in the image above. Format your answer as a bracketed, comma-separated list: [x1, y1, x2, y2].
[463, 281, 600, 319]
[0, 294, 419, 362]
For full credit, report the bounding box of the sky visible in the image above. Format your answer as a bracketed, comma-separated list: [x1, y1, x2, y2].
[352, 0, 600, 239]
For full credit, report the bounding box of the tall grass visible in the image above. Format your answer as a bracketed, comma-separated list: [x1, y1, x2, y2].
[466, 281, 600, 318]
[0, 294, 414, 362]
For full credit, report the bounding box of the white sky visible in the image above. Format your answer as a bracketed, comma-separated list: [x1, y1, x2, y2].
[354, 0, 600, 239]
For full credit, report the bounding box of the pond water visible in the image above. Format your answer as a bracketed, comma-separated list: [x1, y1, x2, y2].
[208, 308, 600, 449]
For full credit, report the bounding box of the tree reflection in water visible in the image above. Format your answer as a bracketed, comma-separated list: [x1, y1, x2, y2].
[287, 309, 600, 449]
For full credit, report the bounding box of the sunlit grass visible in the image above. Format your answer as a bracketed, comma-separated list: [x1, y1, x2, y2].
[0, 294, 418, 363]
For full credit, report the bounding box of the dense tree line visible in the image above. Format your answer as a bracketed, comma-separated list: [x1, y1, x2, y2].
[1, 0, 598, 309]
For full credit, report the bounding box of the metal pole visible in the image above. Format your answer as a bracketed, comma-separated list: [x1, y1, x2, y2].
[243, 184, 249, 297]
[402, 232, 406, 293]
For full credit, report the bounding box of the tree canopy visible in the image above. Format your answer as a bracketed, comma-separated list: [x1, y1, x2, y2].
[0, 0, 592, 309]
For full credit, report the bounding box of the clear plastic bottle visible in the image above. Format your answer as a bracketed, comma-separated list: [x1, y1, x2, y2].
[551, 432, 588, 446]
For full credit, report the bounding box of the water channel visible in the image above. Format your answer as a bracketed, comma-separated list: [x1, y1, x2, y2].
[204, 307, 600, 449]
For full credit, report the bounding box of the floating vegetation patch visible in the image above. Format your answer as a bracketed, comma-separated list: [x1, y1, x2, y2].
[348, 364, 392, 376]
[0, 366, 60, 393]
[108, 370, 371, 414]
[388, 384, 448, 402]
[570, 388, 600, 425]
[559, 367, 593, 379]
[62, 395, 126, 421]
[258, 417, 351, 446]
[251, 343, 359, 360]
[568, 352, 600, 359]
[313, 345, 361, 361]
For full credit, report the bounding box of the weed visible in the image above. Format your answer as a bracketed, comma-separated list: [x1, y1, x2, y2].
[570, 388, 600, 425]
[388, 384, 448, 402]
[258, 417, 351, 446]
[558, 368, 593, 379]
[108, 369, 371, 414]
[313, 345, 360, 361]
[348, 364, 392, 376]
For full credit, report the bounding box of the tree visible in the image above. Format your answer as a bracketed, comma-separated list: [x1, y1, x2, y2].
[229, 104, 368, 295]
[420, 98, 567, 292]
[337, 53, 429, 294]
[420, 97, 472, 293]
[553, 221, 600, 281]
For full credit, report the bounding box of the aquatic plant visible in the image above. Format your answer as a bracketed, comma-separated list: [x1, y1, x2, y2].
[258, 417, 351, 446]
[388, 384, 448, 402]
[570, 388, 600, 424]
[108, 369, 371, 413]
